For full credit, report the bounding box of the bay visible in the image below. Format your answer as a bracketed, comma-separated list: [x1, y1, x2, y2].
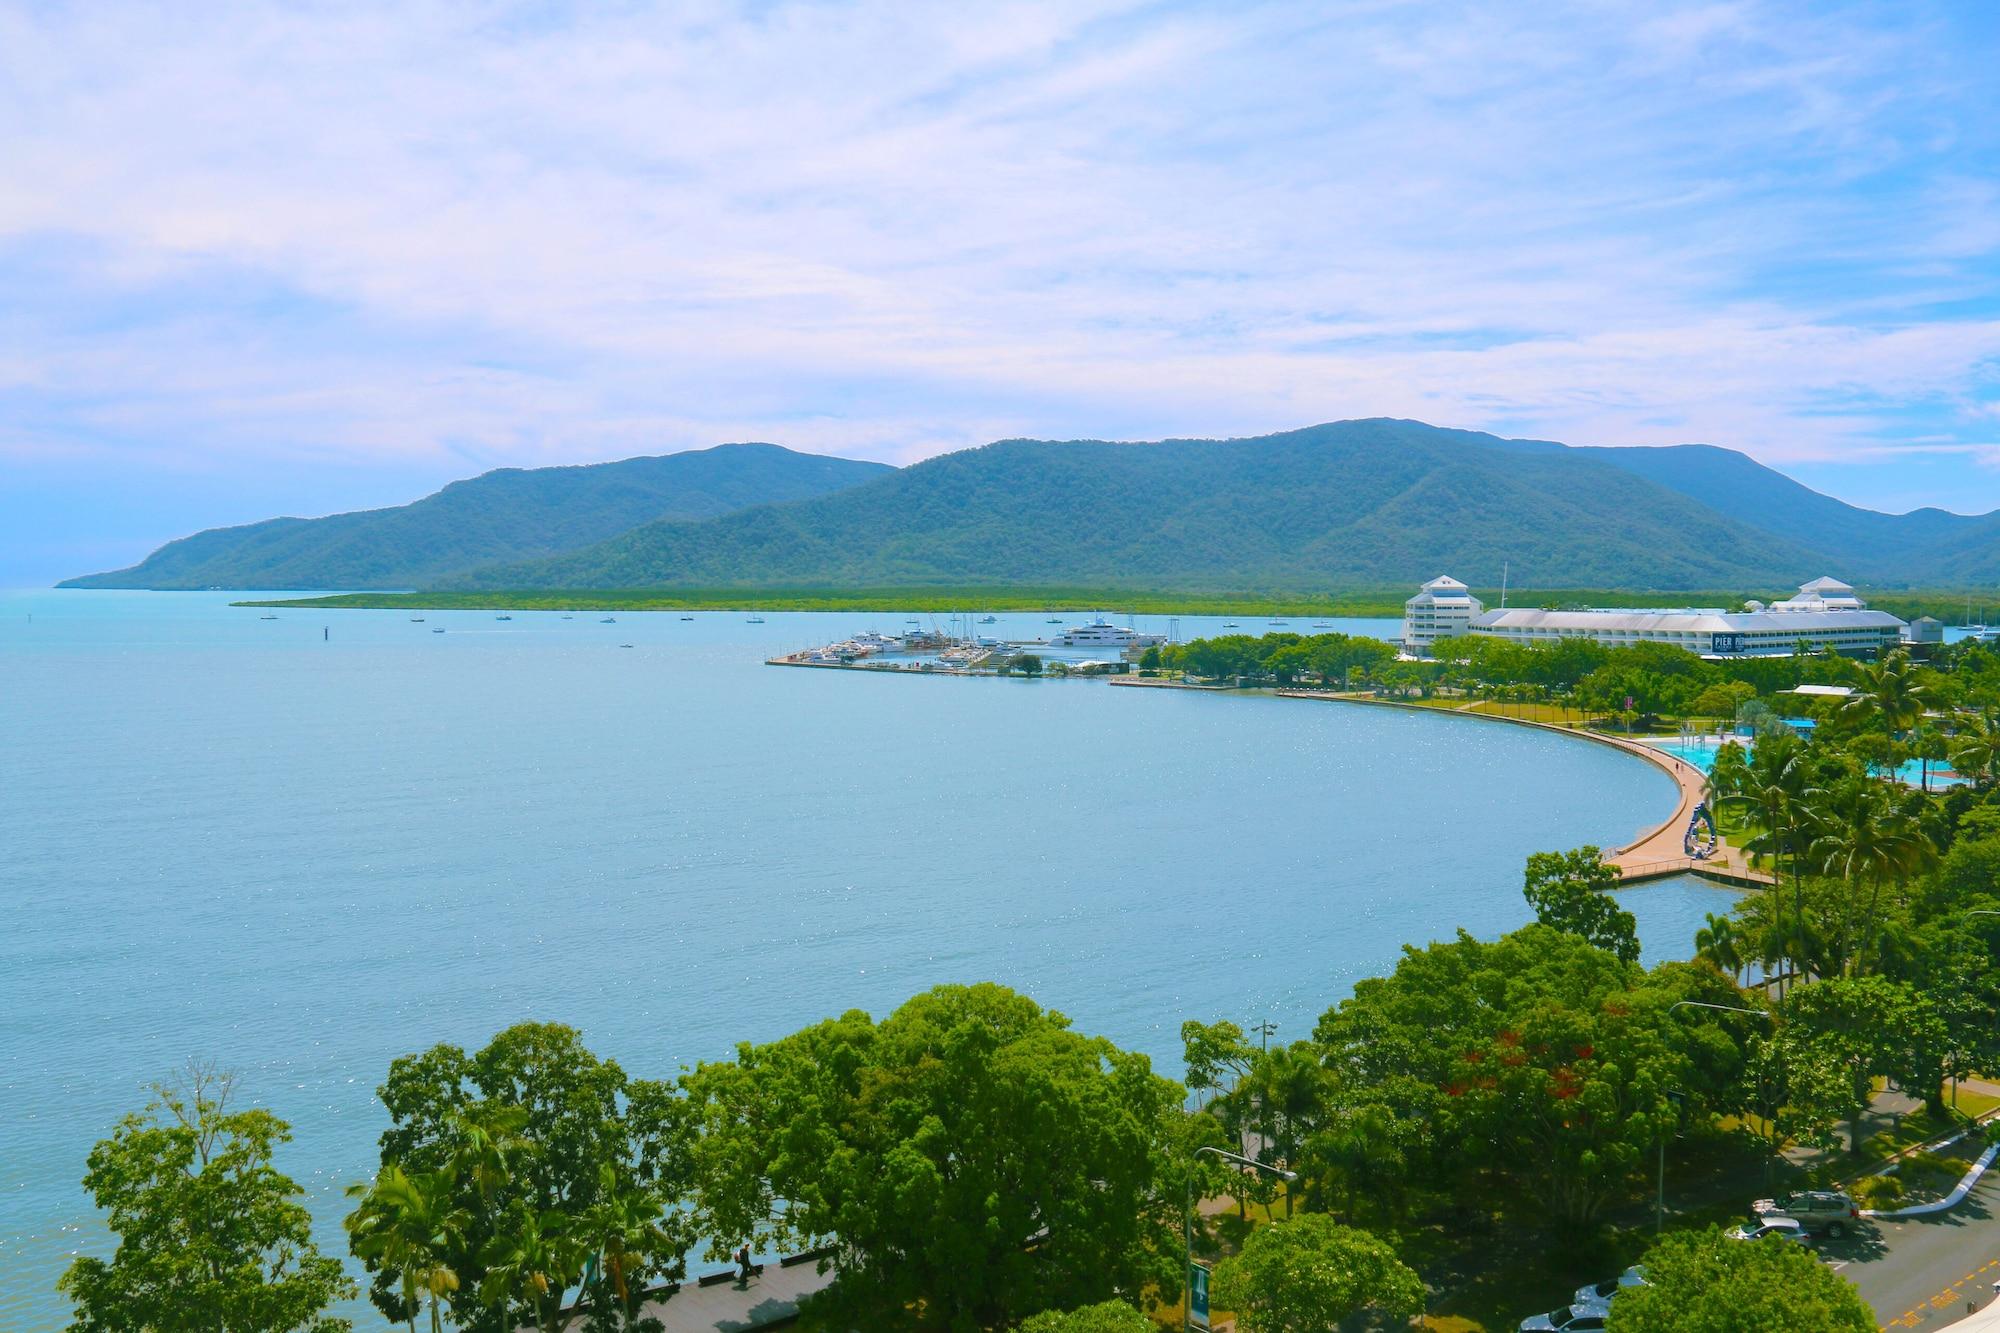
[0, 591, 1733, 1328]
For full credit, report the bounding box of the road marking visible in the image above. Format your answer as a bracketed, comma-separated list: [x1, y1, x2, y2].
[1891, 1256, 2000, 1330]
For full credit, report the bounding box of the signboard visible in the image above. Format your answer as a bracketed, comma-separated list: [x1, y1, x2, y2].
[1189, 1260, 1211, 1329]
[1710, 632, 1745, 655]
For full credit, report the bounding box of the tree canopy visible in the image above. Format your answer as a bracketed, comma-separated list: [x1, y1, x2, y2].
[1211, 1213, 1423, 1333]
[1607, 1226, 1874, 1332]
[682, 982, 1183, 1331]
[59, 1065, 356, 1333]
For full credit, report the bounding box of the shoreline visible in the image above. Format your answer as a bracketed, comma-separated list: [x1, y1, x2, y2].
[1111, 678, 1772, 889]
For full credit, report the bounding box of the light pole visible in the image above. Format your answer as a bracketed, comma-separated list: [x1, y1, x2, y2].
[1667, 1000, 1779, 1226]
[1185, 1146, 1296, 1333]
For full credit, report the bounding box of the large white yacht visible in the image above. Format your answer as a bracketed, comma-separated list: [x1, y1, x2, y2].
[1049, 619, 1165, 650]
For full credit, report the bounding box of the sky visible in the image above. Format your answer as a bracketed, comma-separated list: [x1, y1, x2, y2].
[2, 0, 1998, 586]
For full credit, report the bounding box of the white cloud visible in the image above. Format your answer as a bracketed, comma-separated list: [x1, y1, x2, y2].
[0, 0, 1996, 503]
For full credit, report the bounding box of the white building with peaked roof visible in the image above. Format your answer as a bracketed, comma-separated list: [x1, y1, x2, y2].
[1402, 575, 1484, 656]
[1463, 577, 1904, 659]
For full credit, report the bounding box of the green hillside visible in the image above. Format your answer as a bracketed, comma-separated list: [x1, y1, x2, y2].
[450, 420, 1832, 592]
[60, 444, 891, 590]
[1570, 442, 1983, 581]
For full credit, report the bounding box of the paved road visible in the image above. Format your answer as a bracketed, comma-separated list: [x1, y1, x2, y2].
[1820, 1165, 2000, 1331]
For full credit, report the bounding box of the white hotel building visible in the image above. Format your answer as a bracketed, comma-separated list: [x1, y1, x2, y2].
[1402, 576, 1905, 659]
[1401, 576, 1485, 656]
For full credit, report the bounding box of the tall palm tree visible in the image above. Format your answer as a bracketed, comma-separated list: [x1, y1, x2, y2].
[1807, 777, 1933, 976]
[1716, 733, 1812, 997]
[345, 1165, 469, 1333]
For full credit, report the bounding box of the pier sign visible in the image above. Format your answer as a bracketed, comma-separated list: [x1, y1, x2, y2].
[1189, 1260, 1211, 1328]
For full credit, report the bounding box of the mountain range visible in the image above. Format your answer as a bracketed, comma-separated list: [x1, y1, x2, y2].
[61, 445, 891, 590]
[62, 420, 2000, 593]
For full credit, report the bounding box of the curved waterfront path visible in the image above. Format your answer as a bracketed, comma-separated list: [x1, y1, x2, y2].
[1164, 683, 1777, 887]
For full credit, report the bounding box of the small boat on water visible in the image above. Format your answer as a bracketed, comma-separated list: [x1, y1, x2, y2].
[679, 615, 695, 621]
[495, 614, 512, 621]
[600, 617, 617, 624]
[747, 615, 766, 624]
[432, 627, 445, 634]
[259, 614, 278, 620]
[411, 617, 425, 623]
[619, 643, 634, 648]
[1223, 622, 1239, 628]
[560, 614, 573, 620]
[978, 615, 998, 624]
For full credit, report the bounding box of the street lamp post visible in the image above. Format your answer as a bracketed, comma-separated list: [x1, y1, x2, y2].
[1185, 1146, 1296, 1333]
[1666, 1001, 1779, 1226]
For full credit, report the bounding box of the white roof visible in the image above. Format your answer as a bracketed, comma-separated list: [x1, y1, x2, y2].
[1471, 607, 1905, 633]
[1420, 575, 1469, 592]
[1783, 684, 1856, 697]
[1797, 575, 1855, 595]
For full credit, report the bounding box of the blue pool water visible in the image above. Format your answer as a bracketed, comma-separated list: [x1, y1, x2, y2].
[0, 592, 1732, 1328]
[1643, 733, 1965, 789]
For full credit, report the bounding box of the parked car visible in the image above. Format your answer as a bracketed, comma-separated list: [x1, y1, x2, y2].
[1726, 1217, 1810, 1244]
[1573, 1264, 1648, 1306]
[1752, 1189, 1860, 1237]
[1519, 1306, 1608, 1332]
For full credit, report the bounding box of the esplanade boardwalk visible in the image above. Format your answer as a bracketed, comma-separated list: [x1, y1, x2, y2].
[1403, 576, 1906, 659]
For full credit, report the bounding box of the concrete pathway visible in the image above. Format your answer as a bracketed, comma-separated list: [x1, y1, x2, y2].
[638, 1261, 833, 1333]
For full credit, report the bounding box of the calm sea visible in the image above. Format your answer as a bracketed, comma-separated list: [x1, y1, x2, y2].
[0, 591, 1735, 1328]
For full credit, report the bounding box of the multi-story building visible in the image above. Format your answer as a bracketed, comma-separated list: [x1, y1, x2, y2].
[1401, 575, 1484, 656]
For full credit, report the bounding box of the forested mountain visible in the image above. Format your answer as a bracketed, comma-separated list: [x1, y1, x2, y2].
[450, 420, 1838, 592]
[68, 420, 2000, 594]
[61, 444, 892, 590]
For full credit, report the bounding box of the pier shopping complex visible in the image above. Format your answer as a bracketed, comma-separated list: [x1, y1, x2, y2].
[1401, 574, 1915, 660]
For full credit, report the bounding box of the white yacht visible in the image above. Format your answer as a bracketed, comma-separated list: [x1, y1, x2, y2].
[1049, 619, 1164, 650]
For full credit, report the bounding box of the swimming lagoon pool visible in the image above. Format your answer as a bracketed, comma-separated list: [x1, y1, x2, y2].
[1640, 732, 1965, 790]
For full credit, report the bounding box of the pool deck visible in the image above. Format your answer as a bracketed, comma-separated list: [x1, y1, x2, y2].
[1262, 689, 1774, 888]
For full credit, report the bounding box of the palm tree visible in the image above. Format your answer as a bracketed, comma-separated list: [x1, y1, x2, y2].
[1807, 778, 1933, 975]
[580, 1169, 678, 1327]
[1716, 732, 1811, 997]
[345, 1165, 468, 1333]
[1842, 649, 1940, 739]
[1950, 710, 2000, 787]
[481, 1207, 589, 1333]
[1693, 913, 1744, 984]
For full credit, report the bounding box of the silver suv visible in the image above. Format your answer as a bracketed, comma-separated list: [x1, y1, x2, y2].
[1751, 1189, 1858, 1237]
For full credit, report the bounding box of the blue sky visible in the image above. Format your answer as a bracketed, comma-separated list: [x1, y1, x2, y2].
[2, 0, 1998, 585]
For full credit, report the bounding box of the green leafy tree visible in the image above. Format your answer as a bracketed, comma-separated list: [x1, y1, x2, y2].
[1016, 1301, 1152, 1333]
[1314, 927, 1745, 1230]
[1606, 1226, 1873, 1332]
[1210, 1214, 1423, 1333]
[683, 982, 1182, 1331]
[1775, 976, 1949, 1146]
[355, 1024, 693, 1333]
[1522, 847, 1640, 963]
[59, 1064, 356, 1333]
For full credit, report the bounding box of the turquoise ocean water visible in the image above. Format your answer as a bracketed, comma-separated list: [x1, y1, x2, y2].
[0, 591, 1735, 1328]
